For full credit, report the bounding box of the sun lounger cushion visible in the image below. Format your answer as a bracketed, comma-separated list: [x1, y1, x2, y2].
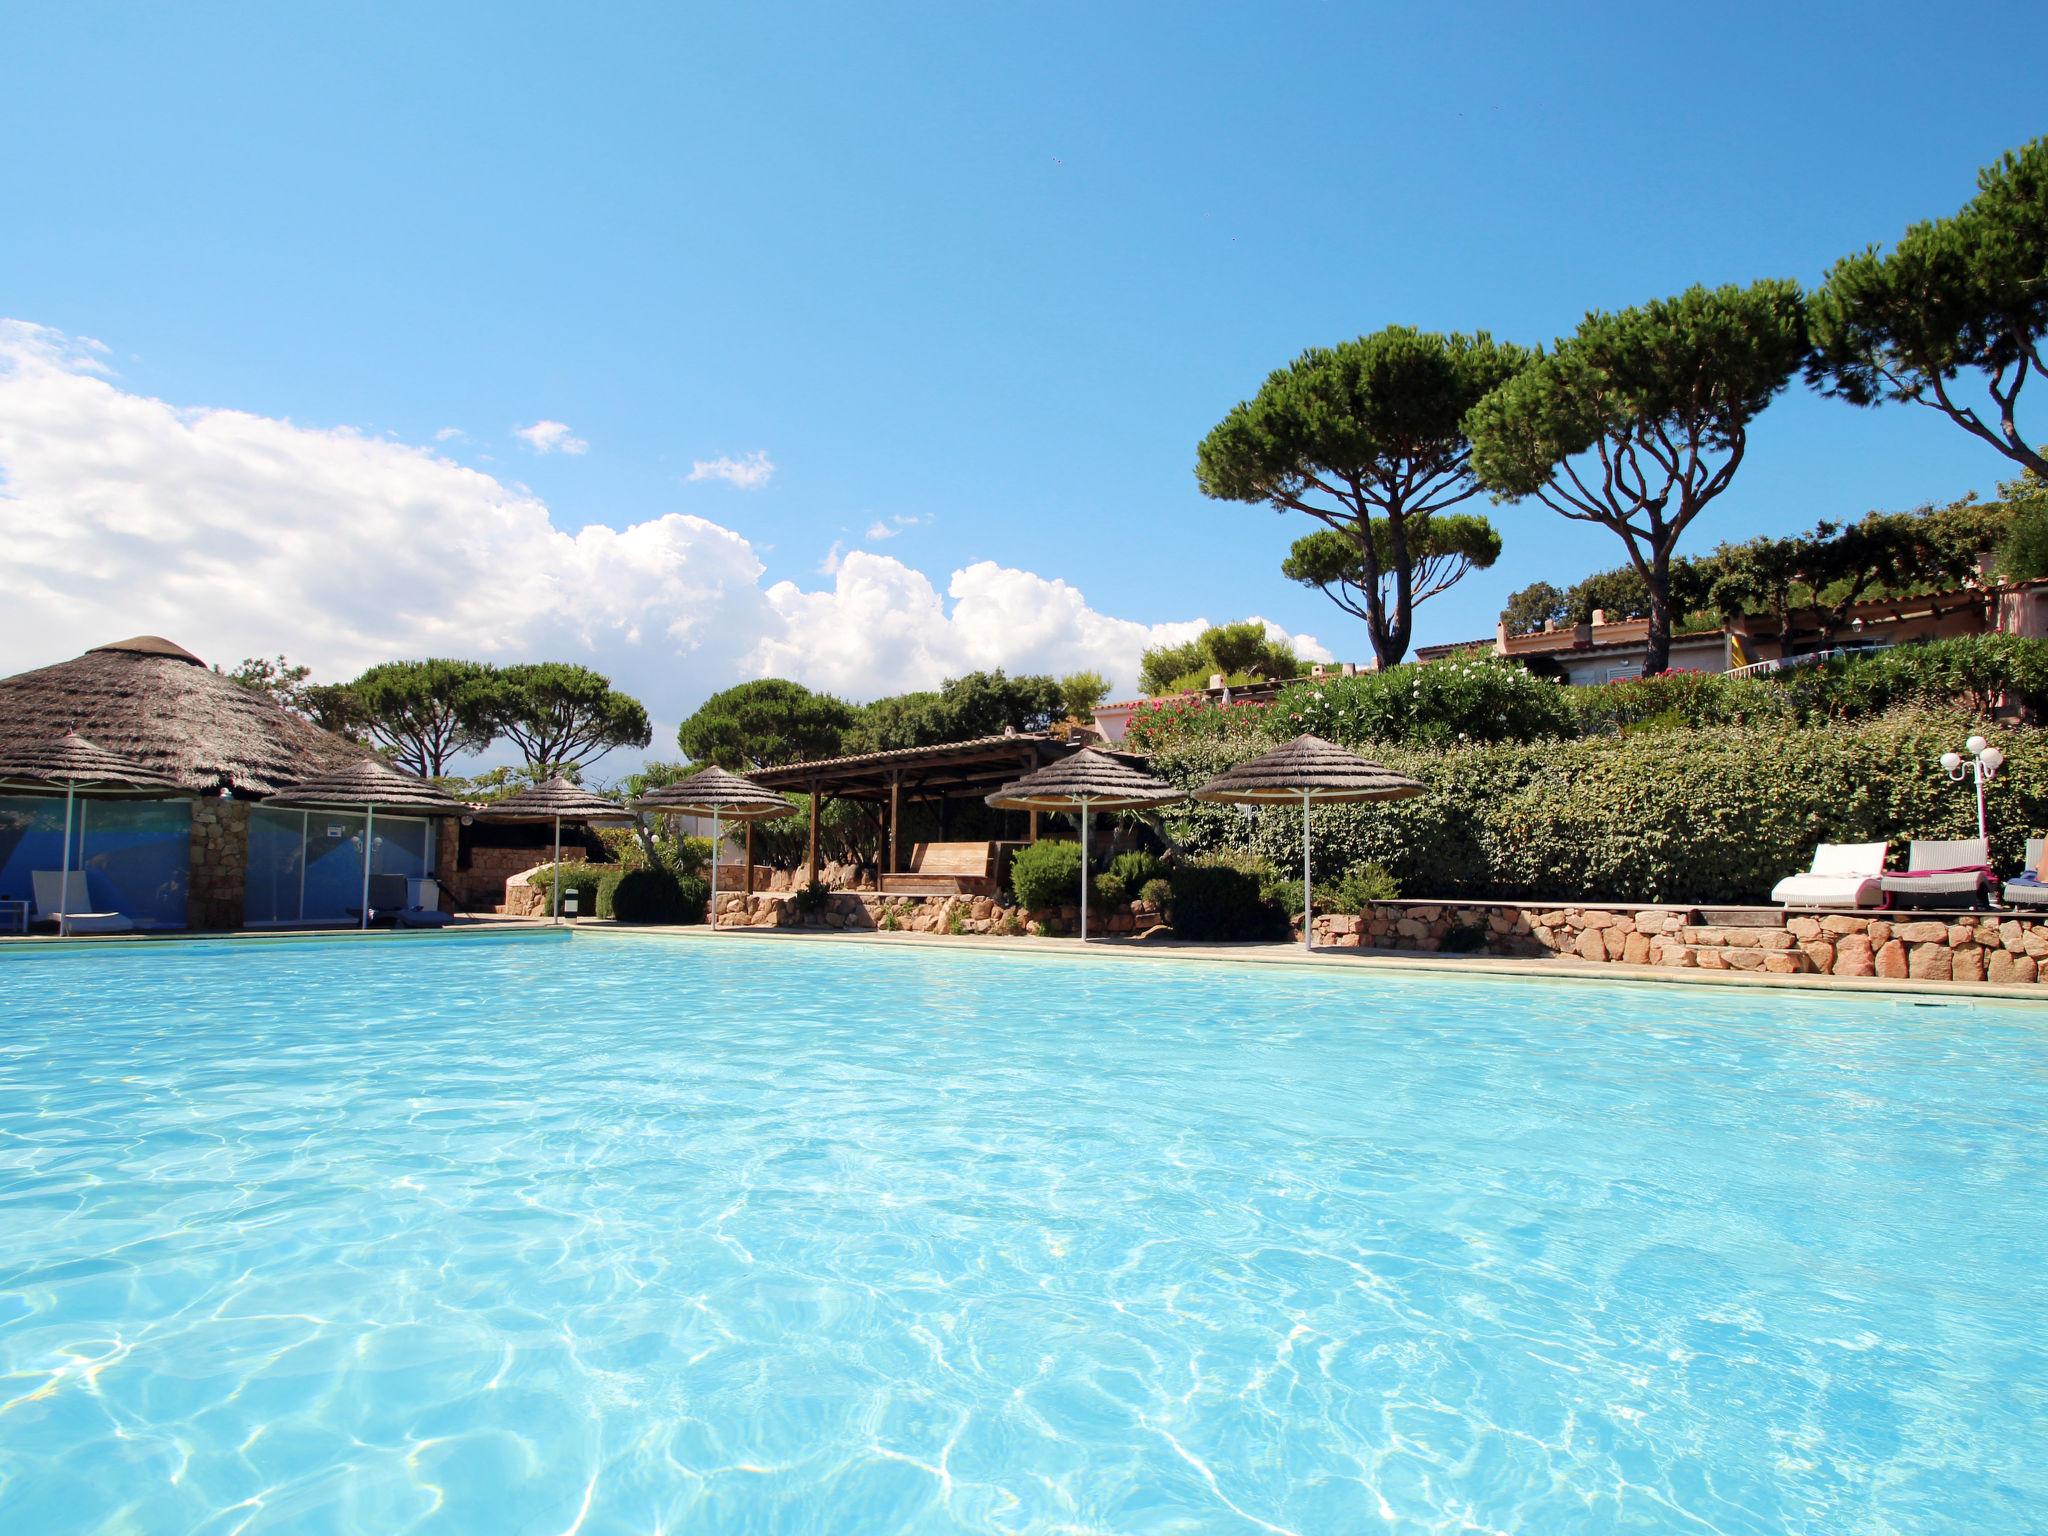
[1771, 842, 1887, 908]
[1771, 873, 1884, 908]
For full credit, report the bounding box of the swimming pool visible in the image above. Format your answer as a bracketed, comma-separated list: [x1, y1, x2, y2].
[1, 933, 2042, 1533]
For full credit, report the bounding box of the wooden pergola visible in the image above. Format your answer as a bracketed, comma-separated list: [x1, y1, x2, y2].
[747, 732, 1145, 886]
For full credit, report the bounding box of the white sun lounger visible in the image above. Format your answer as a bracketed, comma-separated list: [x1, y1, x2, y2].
[1878, 837, 1993, 908]
[31, 871, 137, 935]
[1770, 842, 1888, 909]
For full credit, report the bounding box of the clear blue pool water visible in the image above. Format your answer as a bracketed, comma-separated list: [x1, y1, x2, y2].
[1, 933, 2043, 1534]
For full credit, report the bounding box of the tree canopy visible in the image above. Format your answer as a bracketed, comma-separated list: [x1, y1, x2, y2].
[479, 662, 651, 773]
[1808, 137, 2048, 480]
[676, 678, 855, 769]
[1139, 622, 1302, 696]
[1282, 514, 1501, 631]
[341, 658, 498, 777]
[843, 670, 1068, 753]
[1467, 280, 1809, 673]
[1196, 326, 1530, 666]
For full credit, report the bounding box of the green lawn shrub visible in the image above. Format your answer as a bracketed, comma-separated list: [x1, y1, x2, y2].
[530, 862, 618, 917]
[611, 868, 708, 924]
[1010, 839, 1083, 909]
[1314, 862, 1401, 913]
[1166, 854, 1291, 941]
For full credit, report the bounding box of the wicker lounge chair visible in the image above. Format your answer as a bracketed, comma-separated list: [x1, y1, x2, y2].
[1770, 841, 1889, 909]
[1878, 837, 1993, 909]
[2002, 838, 2048, 909]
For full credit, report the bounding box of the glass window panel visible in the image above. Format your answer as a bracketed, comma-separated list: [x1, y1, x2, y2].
[76, 799, 190, 928]
[0, 795, 80, 917]
[244, 807, 307, 926]
[371, 817, 431, 880]
[301, 812, 367, 923]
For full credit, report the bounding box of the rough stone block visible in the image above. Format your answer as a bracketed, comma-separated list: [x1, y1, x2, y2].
[1801, 940, 1835, 972]
[1907, 944, 1952, 982]
[1897, 920, 1947, 945]
[1786, 916, 1822, 940]
[1832, 947, 1875, 978]
[1574, 929, 1607, 962]
[1952, 946, 1986, 983]
[1763, 953, 1802, 974]
[1875, 940, 1909, 979]
[1622, 932, 1652, 965]
[1821, 914, 1866, 936]
[1726, 950, 1765, 970]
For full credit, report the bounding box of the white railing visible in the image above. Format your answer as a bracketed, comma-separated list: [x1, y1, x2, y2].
[1723, 643, 1887, 681]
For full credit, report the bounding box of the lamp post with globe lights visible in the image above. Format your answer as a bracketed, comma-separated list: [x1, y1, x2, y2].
[1941, 735, 2005, 842]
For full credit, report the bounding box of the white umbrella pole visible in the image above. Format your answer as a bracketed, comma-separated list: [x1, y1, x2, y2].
[1080, 800, 1090, 942]
[711, 811, 721, 930]
[360, 804, 375, 931]
[552, 813, 562, 924]
[1302, 790, 1313, 953]
[57, 783, 75, 938]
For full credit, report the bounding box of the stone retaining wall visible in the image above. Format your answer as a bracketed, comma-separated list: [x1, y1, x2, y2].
[1309, 901, 2048, 985]
[715, 889, 1165, 939]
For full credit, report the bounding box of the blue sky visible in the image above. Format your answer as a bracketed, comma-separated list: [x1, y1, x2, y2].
[1, 2, 2040, 731]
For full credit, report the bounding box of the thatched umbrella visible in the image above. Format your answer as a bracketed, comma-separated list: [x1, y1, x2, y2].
[985, 749, 1182, 940]
[0, 733, 192, 935]
[263, 759, 467, 930]
[486, 776, 633, 924]
[1192, 735, 1423, 952]
[634, 766, 795, 926]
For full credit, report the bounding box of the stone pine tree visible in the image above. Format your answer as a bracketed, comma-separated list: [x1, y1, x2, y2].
[677, 679, 854, 769]
[1809, 138, 2048, 480]
[479, 662, 652, 775]
[1281, 516, 1501, 635]
[1195, 326, 1530, 667]
[1466, 281, 1809, 675]
[343, 658, 498, 776]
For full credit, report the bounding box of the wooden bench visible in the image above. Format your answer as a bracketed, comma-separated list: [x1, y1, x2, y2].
[880, 841, 1003, 897]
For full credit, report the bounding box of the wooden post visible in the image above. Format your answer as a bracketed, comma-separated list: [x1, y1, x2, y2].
[1028, 809, 1039, 843]
[743, 821, 754, 894]
[887, 772, 901, 875]
[806, 782, 821, 887]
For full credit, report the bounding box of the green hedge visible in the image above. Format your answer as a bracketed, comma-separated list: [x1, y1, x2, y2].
[1146, 708, 2047, 905]
[530, 862, 620, 917]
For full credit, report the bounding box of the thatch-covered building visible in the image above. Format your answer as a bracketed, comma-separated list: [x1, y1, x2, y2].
[0, 636, 438, 929]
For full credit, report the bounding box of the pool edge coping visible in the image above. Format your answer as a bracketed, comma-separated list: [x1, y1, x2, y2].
[575, 922, 2048, 1007]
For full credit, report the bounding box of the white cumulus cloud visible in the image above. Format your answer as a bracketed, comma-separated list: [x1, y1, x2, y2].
[0, 320, 1324, 761]
[514, 419, 588, 455]
[687, 450, 774, 490]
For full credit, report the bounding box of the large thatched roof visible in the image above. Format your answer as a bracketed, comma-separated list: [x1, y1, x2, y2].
[985, 749, 1182, 812]
[0, 637, 368, 798]
[1191, 735, 1425, 805]
[263, 757, 467, 816]
[635, 765, 794, 820]
[0, 731, 192, 797]
[487, 775, 633, 822]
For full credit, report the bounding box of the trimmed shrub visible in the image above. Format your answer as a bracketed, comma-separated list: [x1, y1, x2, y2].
[1137, 876, 1173, 907]
[611, 868, 708, 924]
[1092, 872, 1129, 906]
[1011, 839, 1084, 909]
[791, 880, 831, 915]
[1167, 855, 1291, 941]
